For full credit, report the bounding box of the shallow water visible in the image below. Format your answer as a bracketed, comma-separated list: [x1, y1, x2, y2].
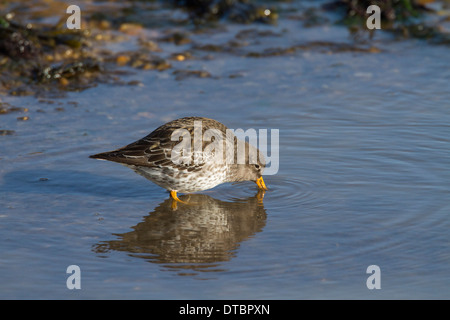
[1, 1, 450, 299]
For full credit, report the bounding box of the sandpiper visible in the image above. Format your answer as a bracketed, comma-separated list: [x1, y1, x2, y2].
[90, 117, 267, 203]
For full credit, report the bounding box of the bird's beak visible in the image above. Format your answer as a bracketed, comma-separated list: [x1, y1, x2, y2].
[256, 176, 267, 191]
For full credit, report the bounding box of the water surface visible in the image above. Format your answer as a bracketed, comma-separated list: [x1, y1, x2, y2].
[1, 0, 449, 299]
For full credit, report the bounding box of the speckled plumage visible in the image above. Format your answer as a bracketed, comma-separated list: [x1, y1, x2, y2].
[90, 117, 266, 195]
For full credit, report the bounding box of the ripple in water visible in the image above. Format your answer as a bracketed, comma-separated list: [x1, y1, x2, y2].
[209, 174, 329, 211]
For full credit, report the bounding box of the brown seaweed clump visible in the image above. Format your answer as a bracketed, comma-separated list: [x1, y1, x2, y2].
[0, 16, 102, 95]
[323, 0, 450, 43]
[332, 0, 425, 22]
[171, 0, 278, 24]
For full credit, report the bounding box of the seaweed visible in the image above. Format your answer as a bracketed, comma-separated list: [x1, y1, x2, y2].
[0, 19, 41, 59]
[0, 17, 85, 59]
[0, 15, 98, 95]
[323, 0, 450, 43]
[170, 0, 278, 24]
[35, 59, 101, 82]
[330, 0, 424, 23]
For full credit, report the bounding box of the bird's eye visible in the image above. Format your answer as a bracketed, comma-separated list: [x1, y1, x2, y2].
[254, 164, 260, 170]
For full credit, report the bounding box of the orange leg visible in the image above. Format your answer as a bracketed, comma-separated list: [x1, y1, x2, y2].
[170, 190, 190, 210]
[170, 190, 189, 203]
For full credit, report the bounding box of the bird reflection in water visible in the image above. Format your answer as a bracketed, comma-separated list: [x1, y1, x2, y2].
[93, 191, 266, 276]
